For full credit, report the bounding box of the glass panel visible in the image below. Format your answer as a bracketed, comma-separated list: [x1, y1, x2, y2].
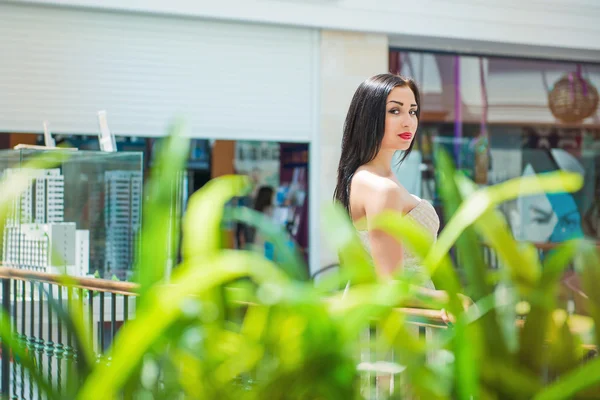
[389, 49, 600, 244]
[0, 149, 143, 280]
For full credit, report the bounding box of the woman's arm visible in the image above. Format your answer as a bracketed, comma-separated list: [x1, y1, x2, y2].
[364, 182, 410, 277]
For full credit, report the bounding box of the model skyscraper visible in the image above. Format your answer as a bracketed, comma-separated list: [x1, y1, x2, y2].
[104, 170, 142, 279]
[2, 168, 89, 276]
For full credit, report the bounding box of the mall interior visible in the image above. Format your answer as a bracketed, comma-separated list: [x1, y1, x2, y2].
[0, 1, 599, 397]
[2, 1, 598, 279]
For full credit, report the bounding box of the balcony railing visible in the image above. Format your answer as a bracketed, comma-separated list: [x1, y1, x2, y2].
[0, 266, 446, 399]
[0, 267, 138, 399]
[3, 238, 597, 398]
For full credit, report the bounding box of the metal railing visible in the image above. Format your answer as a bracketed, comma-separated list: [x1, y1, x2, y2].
[15, 256, 593, 398]
[0, 267, 138, 399]
[0, 266, 446, 399]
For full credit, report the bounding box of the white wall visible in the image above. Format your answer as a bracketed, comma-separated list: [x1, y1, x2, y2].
[7, 0, 600, 56]
[316, 31, 389, 273]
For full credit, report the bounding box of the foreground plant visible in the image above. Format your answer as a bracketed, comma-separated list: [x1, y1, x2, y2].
[0, 125, 598, 400]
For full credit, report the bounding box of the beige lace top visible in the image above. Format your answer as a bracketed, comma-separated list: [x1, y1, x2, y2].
[357, 199, 440, 288]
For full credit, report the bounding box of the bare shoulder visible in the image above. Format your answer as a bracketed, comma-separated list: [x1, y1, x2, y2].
[352, 169, 406, 195]
[352, 169, 414, 215]
[352, 169, 395, 192]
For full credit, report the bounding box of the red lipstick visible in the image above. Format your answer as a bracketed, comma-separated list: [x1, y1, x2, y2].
[398, 132, 412, 140]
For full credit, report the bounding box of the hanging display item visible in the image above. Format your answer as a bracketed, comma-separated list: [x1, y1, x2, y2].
[549, 66, 599, 123]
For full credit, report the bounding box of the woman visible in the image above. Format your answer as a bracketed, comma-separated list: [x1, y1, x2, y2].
[334, 73, 439, 289]
[333, 75, 453, 398]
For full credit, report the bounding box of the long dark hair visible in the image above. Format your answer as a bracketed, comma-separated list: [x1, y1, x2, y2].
[333, 73, 420, 213]
[254, 186, 274, 213]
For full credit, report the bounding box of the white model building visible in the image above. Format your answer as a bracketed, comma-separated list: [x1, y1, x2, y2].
[1, 168, 89, 276]
[104, 171, 142, 277]
[75, 230, 90, 277]
[10, 168, 64, 224]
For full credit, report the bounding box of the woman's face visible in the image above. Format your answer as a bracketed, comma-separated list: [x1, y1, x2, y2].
[381, 85, 418, 151]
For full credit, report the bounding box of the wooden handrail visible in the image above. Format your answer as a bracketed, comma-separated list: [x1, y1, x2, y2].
[0, 266, 447, 326]
[1, 268, 596, 345]
[395, 307, 446, 327]
[0, 267, 139, 296]
[483, 241, 600, 251]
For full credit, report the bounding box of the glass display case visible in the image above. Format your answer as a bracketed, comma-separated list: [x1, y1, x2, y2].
[0, 149, 143, 281]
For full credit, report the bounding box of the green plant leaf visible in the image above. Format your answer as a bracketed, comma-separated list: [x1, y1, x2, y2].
[224, 206, 307, 281]
[453, 317, 482, 400]
[432, 151, 494, 304]
[320, 202, 376, 285]
[433, 149, 509, 392]
[369, 210, 463, 316]
[180, 174, 253, 351]
[573, 240, 600, 347]
[519, 240, 580, 373]
[181, 175, 251, 260]
[533, 356, 600, 400]
[135, 119, 190, 298]
[547, 312, 582, 377]
[426, 169, 583, 277]
[481, 358, 542, 399]
[435, 152, 484, 400]
[76, 251, 288, 400]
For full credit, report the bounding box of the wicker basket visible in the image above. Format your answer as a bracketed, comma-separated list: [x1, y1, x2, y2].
[548, 73, 599, 123]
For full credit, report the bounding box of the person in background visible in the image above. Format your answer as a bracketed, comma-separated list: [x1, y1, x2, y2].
[234, 194, 252, 249]
[248, 186, 275, 257]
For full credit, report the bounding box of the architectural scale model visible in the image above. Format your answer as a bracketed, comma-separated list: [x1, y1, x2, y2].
[2, 168, 90, 276]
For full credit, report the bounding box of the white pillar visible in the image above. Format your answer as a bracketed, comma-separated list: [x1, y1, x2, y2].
[313, 30, 388, 276]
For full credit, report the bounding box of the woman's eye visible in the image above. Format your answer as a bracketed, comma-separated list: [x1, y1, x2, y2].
[409, 110, 417, 116]
[388, 109, 399, 114]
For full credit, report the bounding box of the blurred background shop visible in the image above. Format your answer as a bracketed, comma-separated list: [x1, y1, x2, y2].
[0, 0, 599, 278]
[389, 50, 600, 244]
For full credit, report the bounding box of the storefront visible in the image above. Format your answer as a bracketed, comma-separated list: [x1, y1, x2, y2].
[0, 1, 319, 276]
[389, 48, 600, 243]
[2, 0, 599, 276]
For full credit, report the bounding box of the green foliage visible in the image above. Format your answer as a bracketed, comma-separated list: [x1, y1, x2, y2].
[0, 128, 598, 399]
